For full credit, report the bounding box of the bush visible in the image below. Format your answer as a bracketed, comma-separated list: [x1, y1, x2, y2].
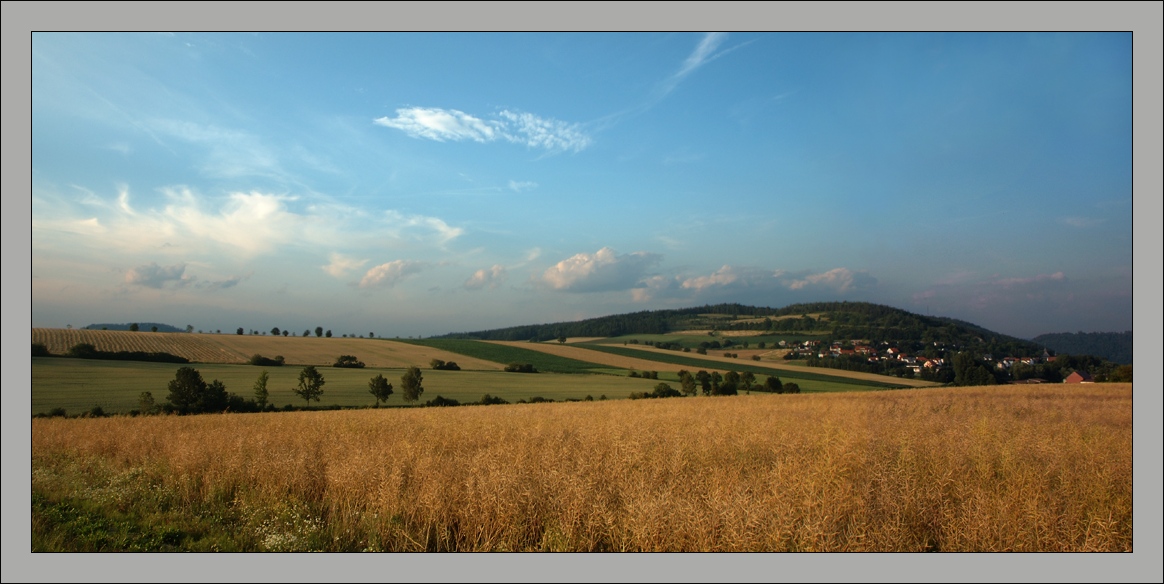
[480, 394, 509, 406]
[504, 363, 537, 373]
[249, 354, 285, 366]
[425, 395, 460, 407]
[33, 343, 51, 357]
[333, 355, 365, 368]
[430, 359, 461, 371]
[48, 407, 67, 418]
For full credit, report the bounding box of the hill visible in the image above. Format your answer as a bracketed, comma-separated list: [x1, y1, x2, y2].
[84, 322, 184, 332]
[1032, 331, 1133, 364]
[436, 301, 1047, 357]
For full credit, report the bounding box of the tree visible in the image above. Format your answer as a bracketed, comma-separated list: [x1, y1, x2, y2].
[151, 326, 158, 333]
[271, 327, 281, 336]
[237, 327, 244, 335]
[401, 366, 424, 402]
[741, 371, 756, 394]
[765, 375, 784, 394]
[253, 370, 270, 410]
[129, 323, 139, 332]
[138, 391, 158, 415]
[186, 325, 194, 333]
[325, 330, 332, 338]
[678, 370, 697, 396]
[695, 370, 712, 395]
[315, 326, 324, 338]
[558, 335, 567, 344]
[166, 367, 226, 414]
[334, 355, 365, 368]
[294, 366, 326, 404]
[368, 374, 394, 406]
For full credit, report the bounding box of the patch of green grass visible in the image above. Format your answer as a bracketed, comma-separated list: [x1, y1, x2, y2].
[32, 491, 240, 552]
[395, 339, 617, 374]
[32, 358, 666, 414]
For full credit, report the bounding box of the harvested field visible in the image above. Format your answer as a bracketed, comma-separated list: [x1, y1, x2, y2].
[597, 344, 940, 388]
[490, 341, 697, 373]
[31, 329, 502, 370]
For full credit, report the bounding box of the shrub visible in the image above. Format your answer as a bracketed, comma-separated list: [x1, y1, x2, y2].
[426, 396, 460, 407]
[333, 355, 365, 368]
[480, 394, 509, 406]
[33, 343, 51, 357]
[504, 363, 537, 373]
[249, 354, 285, 367]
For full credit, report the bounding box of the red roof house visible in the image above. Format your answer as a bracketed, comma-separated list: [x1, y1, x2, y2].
[1064, 371, 1094, 384]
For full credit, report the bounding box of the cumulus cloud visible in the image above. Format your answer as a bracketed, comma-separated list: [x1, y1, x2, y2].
[359, 260, 424, 289]
[323, 253, 369, 278]
[125, 262, 192, 289]
[786, 268, 877, 293]
[681, 265, 741, 291]
[541, 247, 662, 292]
[464, 264, 507, 290]
[375, 107, 591, 152]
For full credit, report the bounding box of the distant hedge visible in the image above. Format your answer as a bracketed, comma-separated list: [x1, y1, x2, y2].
[66, 343, 189, 364]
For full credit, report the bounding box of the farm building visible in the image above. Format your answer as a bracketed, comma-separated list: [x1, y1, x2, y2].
[1063, 371, 1095, 384]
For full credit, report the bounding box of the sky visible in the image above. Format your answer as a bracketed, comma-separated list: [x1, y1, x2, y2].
[29, 32, 1135, 339]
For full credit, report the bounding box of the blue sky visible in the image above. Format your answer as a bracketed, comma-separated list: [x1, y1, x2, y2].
[30, 32, 1134, 339]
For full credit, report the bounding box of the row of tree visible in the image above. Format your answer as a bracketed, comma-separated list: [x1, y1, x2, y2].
[147, 365, 429, 415]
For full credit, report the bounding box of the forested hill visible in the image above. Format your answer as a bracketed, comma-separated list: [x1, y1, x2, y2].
[435, 302, 1045, 357]
[1032, 331, 1133, 364]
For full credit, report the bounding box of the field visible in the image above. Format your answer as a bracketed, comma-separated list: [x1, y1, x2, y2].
[31, 358, 666, 414]
[594, 343, 940, 388]
[31, 384, 1133, 551]
[31, 329, 503, 370]
[395, 339, 618, 374]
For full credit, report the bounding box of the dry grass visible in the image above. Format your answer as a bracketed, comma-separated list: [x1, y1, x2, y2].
[31, 329, 502, 370]
[31, 384, 1132, 552]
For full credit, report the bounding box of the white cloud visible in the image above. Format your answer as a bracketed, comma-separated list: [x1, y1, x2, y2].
[465, 264, 507, 290]
[508, 180, 538, 193]
[323, 253, 369, 278]
[681, 265, 740, 291]
[359, 260, 424, 289]
[125, 262, 192, 288]
[373, 107, 497, 142]
[541, 247, 662, 292]
[786, 268, 877, 293]
[375, 107, 591, 152]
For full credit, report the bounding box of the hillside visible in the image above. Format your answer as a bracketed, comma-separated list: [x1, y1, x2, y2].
[436, 302, 1047, 357]
[1032, 331, 1133, 364]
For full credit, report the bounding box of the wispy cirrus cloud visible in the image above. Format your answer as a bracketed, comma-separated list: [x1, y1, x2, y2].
[359, 260, 425, 289]
[508, 180, 538, 193]
[374, 107, 591, 152]
[540, 247, 662, 292]
[464, 264, 507, 290]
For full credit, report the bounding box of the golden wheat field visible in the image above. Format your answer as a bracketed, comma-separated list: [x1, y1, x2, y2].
[31, 329, 502, 370]
[30, 384, 1132, 552]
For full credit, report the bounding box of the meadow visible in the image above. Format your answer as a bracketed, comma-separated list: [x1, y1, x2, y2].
[30, 384, 1133, 552]
[31, 358, 664, 415]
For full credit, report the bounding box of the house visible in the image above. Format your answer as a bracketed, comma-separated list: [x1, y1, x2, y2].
[1064, 371, 1094, 384]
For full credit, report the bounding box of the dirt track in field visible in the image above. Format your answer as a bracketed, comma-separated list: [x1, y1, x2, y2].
[32, 329, 503, 370]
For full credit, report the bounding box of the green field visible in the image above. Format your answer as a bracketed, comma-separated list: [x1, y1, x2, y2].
[394, 339, 618, 374]
[575, 344, 902, 390]
[31, 358, 673, 415]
